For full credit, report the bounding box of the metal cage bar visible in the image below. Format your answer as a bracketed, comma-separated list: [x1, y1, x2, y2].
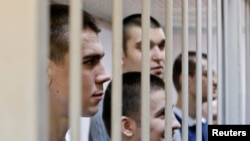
[69, 0, 83, 141]
[181, 0, 189, 141]
[165, 0, 173, 141]
[141, 0, 151, 140]
[195, 0, 202, 141]
[111, 0, 123, 141]
[207, 0, 213, 125]
[217, 0, 223, 125]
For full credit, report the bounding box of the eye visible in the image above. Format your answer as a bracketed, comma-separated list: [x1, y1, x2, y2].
[158, 42, 165, 50]
[161, 110, 165, 116]
[156, 109, 165, 119]
[135, 44, 142, 50]
[83, 58, 99, 66]
[159, 111, 165, 119]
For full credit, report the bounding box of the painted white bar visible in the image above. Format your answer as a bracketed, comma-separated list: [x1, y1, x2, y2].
[245, 0, 249, 54]
[216, 0, 223, 125]
[141, 0, 150, 141]
[223, 0, 242, 124]
[111, 0, 122, 141]
[245, 0, 250, 124]
[182, 0, 189, 141]
[165, 0, 173, 141]
[0, 0, 48, 141]
[36, 1, 49, 141]
[69, 0, 82, 140]
[195, 0, 202, 141]
[238, 0, 246, 124]
[222, 0, 229, 124]
[207, 0, 213, 125]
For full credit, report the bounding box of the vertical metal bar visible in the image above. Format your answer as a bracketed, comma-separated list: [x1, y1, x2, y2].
[196, 0, 202, 141]
[112, 0, 122, 141]
[238, 0, 246, 124]
[69, 0, 82, 140]
[223, 0, 242, 124]
[0, 0, 48, 140]
[207, 0, 213, 125]
[222, 0, 229, 124]
[216, 0, 223, 125]
[165, 0, 173, 141]
[182, 0, 189, 141]
[37, 0, 49, 141]
[245, 0, 250, 124]
[245, 0, 250, 54]
[141, 0, 150, 140]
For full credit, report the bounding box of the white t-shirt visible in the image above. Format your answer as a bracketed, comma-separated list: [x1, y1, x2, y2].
[65, 117, 91, 141]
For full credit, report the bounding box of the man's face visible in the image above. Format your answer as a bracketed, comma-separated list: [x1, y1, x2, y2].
[49, 28, 111, 117]
[122, 26, 165, 78]
[189, 58, 217, 102]
[123, 89, 181, 141]
[149, 89, 181, 141]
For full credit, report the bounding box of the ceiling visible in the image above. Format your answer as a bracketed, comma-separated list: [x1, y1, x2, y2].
[51, 0, 217, 29]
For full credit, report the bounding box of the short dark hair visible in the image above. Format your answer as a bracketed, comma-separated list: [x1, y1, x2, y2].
[172, 51, 208, 92]
[50, 4, 100, 65]
[123, 14, 163, 56]
[102, 72, 165, 137]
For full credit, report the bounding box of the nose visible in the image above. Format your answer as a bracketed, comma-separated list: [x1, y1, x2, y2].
[96, 62, 111, 84]
[172, 114, 181, 130]
[151, 46, 165, 61]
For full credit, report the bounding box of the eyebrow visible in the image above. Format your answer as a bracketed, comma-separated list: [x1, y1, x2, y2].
[136, 39, 165, 46]
[155, 105, 175, 117]
[83, 53, 105, 60]
[158, 39, 165, 45]
[155, 107, 165, 117]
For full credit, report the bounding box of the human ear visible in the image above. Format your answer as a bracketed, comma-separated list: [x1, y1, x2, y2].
[121, 116, 134, 137]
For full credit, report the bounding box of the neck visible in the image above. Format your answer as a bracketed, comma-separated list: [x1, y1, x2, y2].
[176, 91, 197, 119]
[49, 103, 68, 141]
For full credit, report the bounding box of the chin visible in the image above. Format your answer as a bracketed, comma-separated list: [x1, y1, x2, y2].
[155, 74, 164, 79]
[81, 112, 96, 117]
[159, 75, 164, 79]
[82, 108, 98, 117]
